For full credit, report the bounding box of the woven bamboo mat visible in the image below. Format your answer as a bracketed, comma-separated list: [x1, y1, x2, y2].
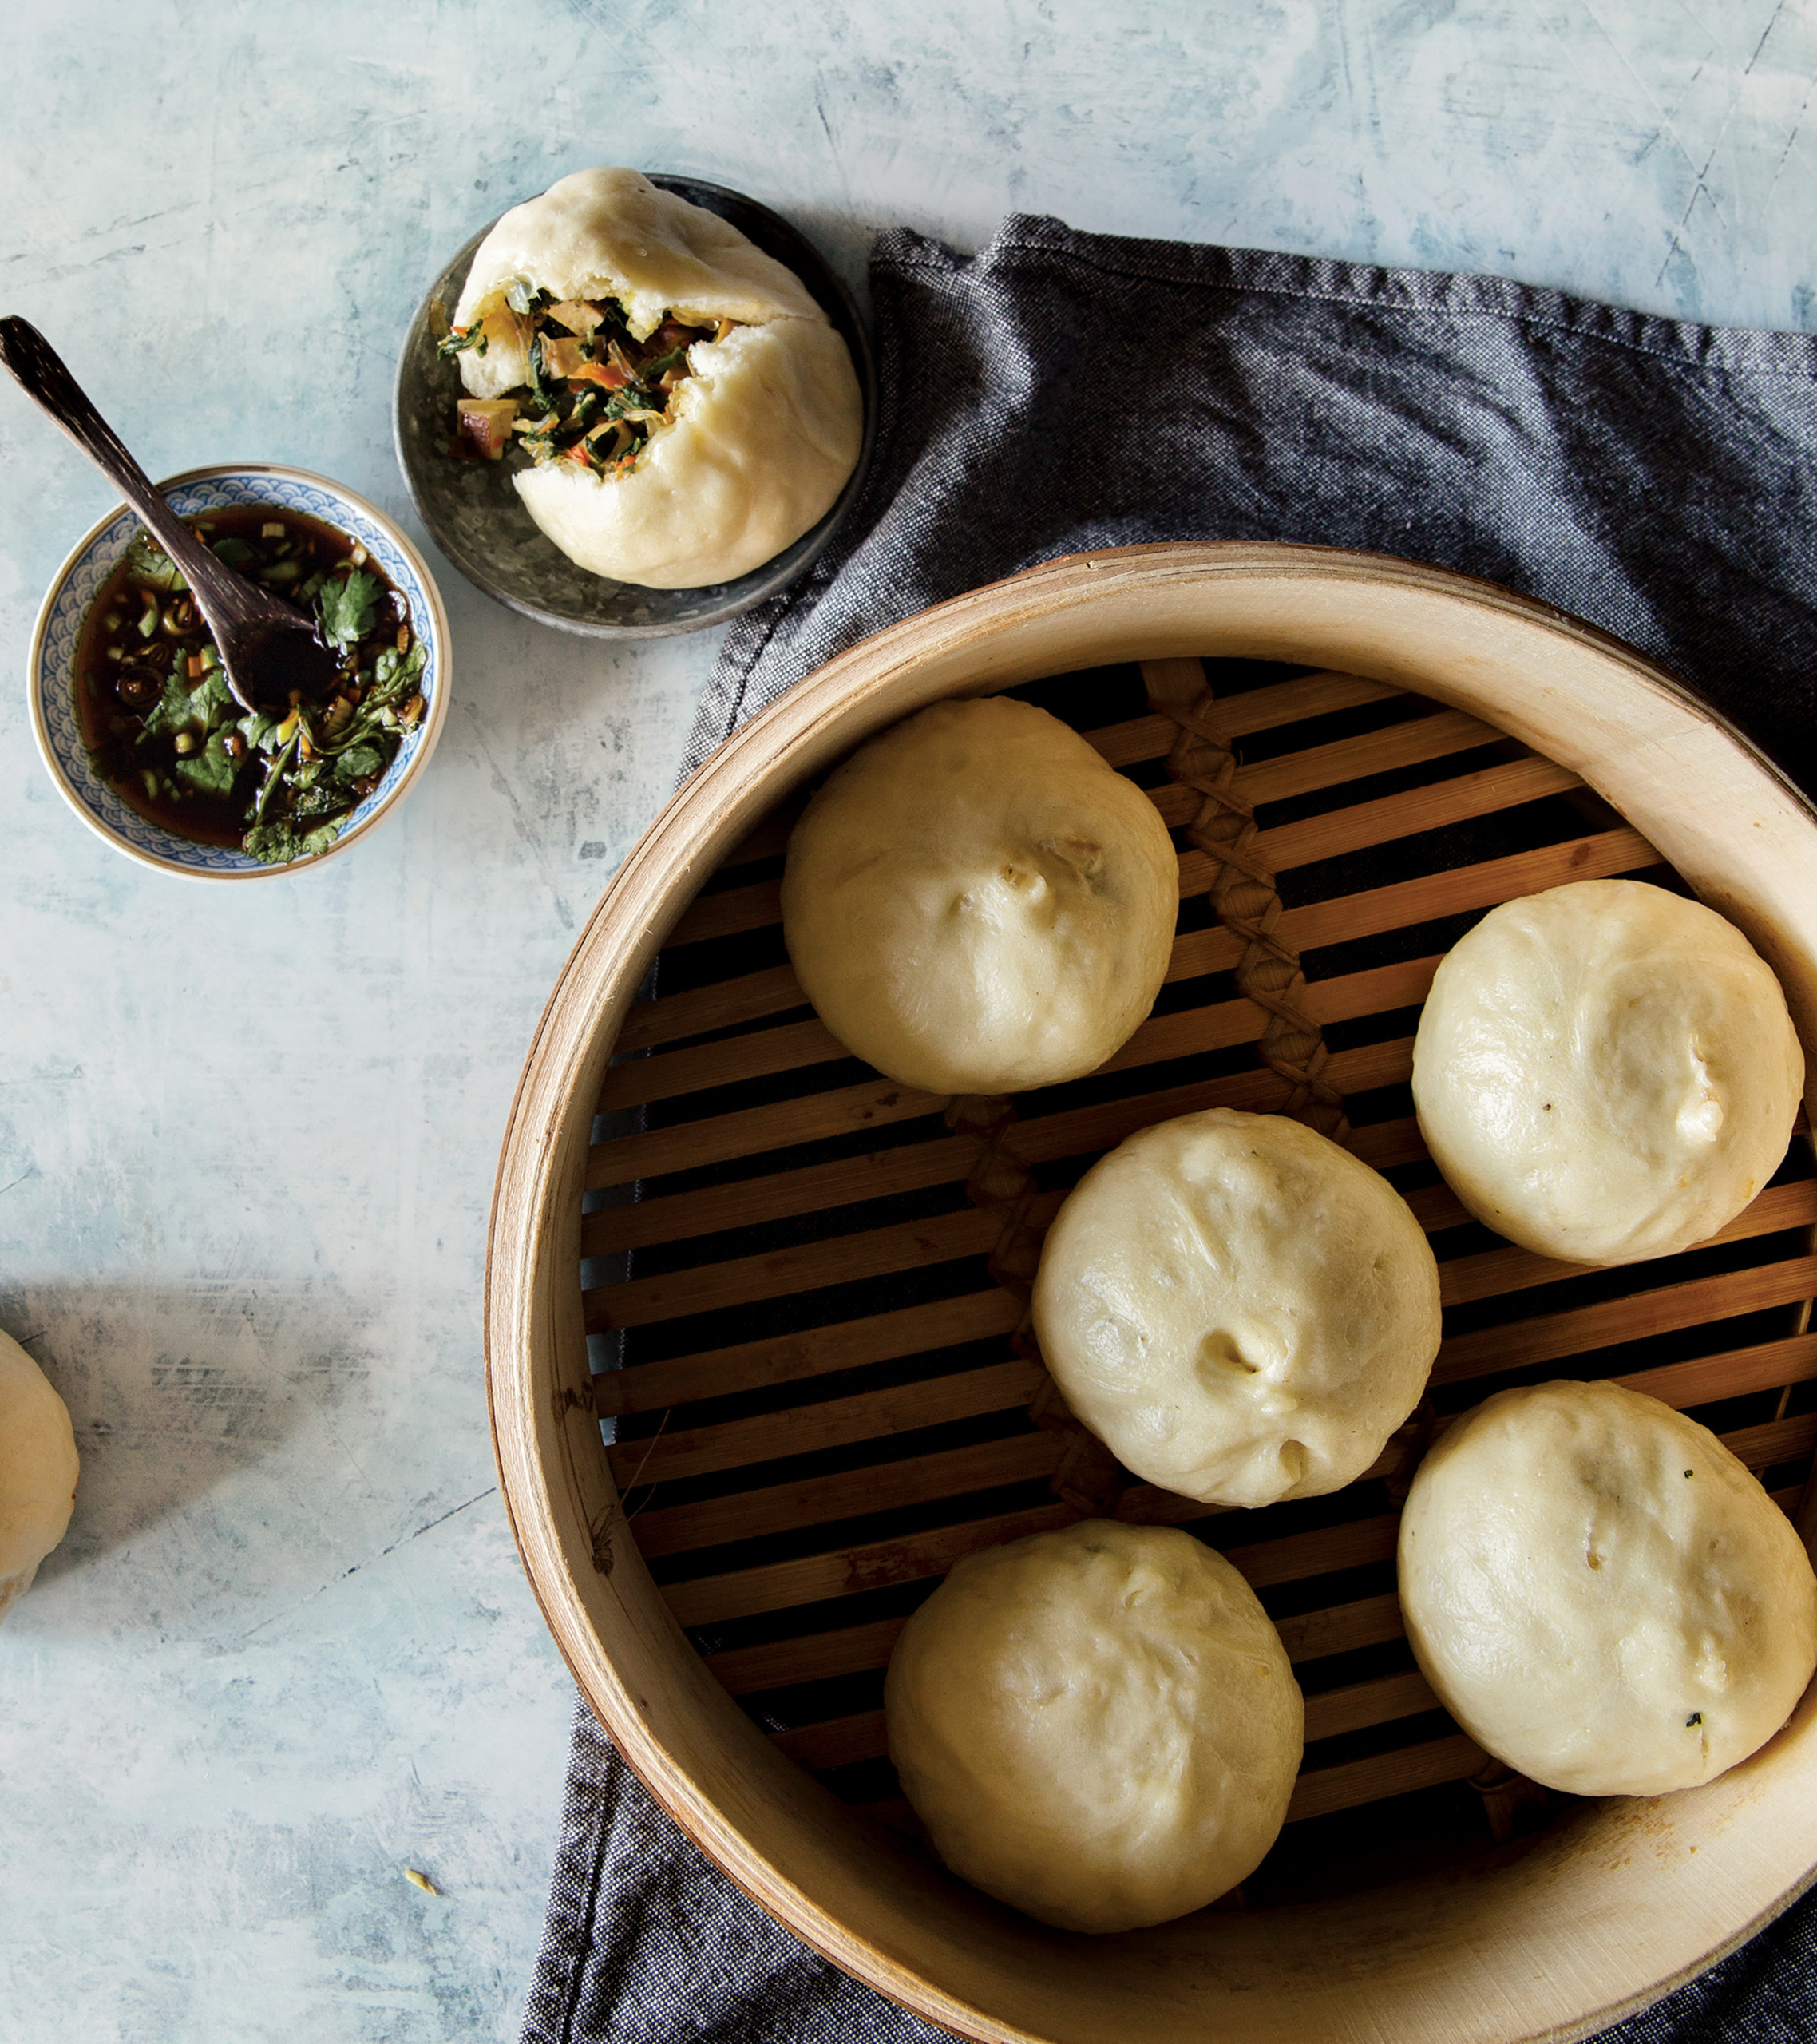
[578, 654, 1816, 1899]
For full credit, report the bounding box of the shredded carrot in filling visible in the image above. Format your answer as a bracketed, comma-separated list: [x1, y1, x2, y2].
[440, 283, 736, 473]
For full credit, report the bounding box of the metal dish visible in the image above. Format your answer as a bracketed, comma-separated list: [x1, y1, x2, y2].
[393, 175, 877, 639]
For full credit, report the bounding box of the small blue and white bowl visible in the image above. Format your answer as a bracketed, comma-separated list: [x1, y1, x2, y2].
[30, 463, 451, 880]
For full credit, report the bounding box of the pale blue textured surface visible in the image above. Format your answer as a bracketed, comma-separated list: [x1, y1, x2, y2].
[1, 5, 1812, 2041]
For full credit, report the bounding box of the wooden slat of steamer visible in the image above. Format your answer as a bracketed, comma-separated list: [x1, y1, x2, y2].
[646, 744, 1578, 981]
[660, 700, 1511, 951]
[631, 1428, 1067, 1562]
[608, 1184, 1817, 1501]
[703, 1590, 1412, 1698]
[590, 1190, 1064, 1335]
[618, 961, 810, 1055]
[1159, 823, 1649, 991]
[1436, 1178, 1817, 1310]
[615, 809, 1645, 1062]
[1168, 707, 1504, 814]
[1085, 668, 1403, 766]
[665, 1503, 1084, 1629]
[608, 1357, 1047, 1488]
[587, 1072, 948, 1192]
[1285, 1736, 1490, 1824]
[659, 1410, 1817, 1633]
[1434, 1254, 1817, 1389]
[588, 953, 1438, 1250]
[662, 1503, 1399, 1631]
[769, 1666, 1445, 1773]
[586, 827, 1650, 1186]
[705, 671, 1403, 888]
[583, 1036, 1418, 1332]
[596, 1289, 1024, 1420]
[596, 1030, 1414, 1234]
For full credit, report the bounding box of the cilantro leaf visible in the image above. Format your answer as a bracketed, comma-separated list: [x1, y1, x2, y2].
[171, 729, 239, 798]
[192, 667, 234, 728]
[138, 671, 200, 742]
[331, 744, 382, 786]
[238, 709, 280, 755]
[243, 818, 344, 866]
[315, 569, 380, 651]
[125, 529, 187, 591]
[290, 782, 354, 820]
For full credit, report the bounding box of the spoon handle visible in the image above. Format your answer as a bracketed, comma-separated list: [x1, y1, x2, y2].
[0, 315, 251, 623]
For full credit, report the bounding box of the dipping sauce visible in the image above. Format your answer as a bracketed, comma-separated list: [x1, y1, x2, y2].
[75, 506, 424, 865]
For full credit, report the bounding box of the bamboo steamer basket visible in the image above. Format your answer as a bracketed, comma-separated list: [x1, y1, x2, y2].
[486, 542, 1817, 2044]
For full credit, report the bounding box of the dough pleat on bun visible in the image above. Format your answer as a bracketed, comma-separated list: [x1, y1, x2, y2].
[1033, 1109, 1441, 1507]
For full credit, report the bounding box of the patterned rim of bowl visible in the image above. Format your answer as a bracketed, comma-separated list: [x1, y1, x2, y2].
[29, 463, 452, 881]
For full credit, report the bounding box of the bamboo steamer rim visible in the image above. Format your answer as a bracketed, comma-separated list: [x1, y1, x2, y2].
[486, 541, 1817, 2044]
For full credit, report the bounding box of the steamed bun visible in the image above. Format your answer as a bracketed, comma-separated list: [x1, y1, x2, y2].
[0, 1328, 79, 1623]
[885, 1521, 1303, 1931]
[452, 168, 861, 588]
[781, 696, 1179, 1095]
[1032, 1110, 1442, 1507]
[1399, 1380, 1817, 1797]
[1412, 880, 1803, 1266]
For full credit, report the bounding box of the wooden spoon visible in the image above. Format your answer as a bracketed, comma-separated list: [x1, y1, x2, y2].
[0, 316, 340, 713]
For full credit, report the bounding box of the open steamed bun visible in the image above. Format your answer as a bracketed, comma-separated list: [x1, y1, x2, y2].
[452, 168, 861, 588]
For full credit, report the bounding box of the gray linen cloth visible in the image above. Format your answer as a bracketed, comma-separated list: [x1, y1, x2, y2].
[522, 218, 1817, 2044]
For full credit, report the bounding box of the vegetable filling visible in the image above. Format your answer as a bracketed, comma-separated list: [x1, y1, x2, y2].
[440, 280, 737, 471]
[77, 509, 426, 866]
